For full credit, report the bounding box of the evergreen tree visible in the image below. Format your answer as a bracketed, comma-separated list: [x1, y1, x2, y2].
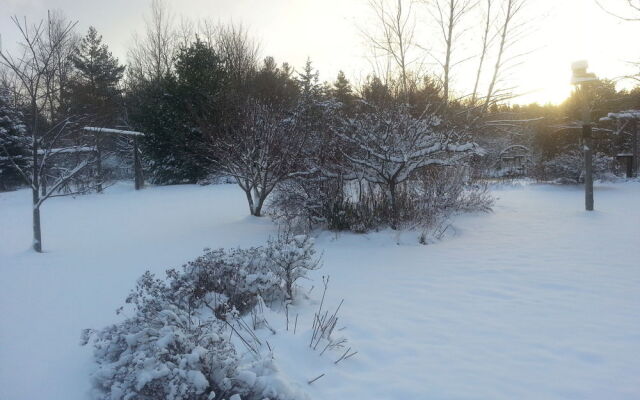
[70, 26, 125, 120]
[333, 71, 353, 104]
[129, 38, 227, 184]
[174, 37, 226, 122]
[252, 57, 299, 107]
[297, 57, 322, 103]
[0, 89, 29, 191]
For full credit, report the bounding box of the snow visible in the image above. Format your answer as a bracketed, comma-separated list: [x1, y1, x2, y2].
[83, 127, 145, 136]
[601, 110, 640, 121]
[1, 181, 639, 400]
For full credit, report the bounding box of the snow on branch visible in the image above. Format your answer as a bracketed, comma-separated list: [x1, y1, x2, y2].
[83, 127, 145, 137]
[599, 110, 640, 122]
[334, 104, 478, 186]
[210, 99, 309, 216]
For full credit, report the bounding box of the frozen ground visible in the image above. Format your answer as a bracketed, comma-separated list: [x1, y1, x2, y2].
[1, 181, 639, 400]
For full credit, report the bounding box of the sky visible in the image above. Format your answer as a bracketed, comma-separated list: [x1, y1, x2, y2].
[1, 0, 638, 105]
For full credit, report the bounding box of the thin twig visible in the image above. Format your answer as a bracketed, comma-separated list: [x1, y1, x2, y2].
[307, 373, 325, 385]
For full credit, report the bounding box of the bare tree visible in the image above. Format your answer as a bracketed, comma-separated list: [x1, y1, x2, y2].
[363, 0, 419, 99]
[0, 15, 98, 252]
[127, 0, 176, 82]
[210, 99, 308, 217]
[425, 0, 475, 104]
[471, 0, 493, 105]
[213, 23, 260, 87]
[335, 104, 477, 228]
[41, 10, 78, 121]
[482, 0, 527, 113]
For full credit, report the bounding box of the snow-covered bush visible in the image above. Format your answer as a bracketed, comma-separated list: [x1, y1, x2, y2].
[272, 166, 492, 235]
[266, 233, 321, 300]
[542, 147, 614, 183]
[178, 234, 320, 312]
[333, 104, 478, 229]
[270, 103, 490, 234]
[81, 272, 246, 400]
[83, 234, 322, 400]
[179, 247, 283, 314]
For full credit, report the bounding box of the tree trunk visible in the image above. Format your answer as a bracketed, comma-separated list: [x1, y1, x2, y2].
[389, 182, 398, 230]
[482, 0, 513, 114]
[253, 195, 265, 217]
[244, 189, 256, 215]
[32, 191, 42, 252]
[285, 269, 293, 300]
[32, 99, 42, 253]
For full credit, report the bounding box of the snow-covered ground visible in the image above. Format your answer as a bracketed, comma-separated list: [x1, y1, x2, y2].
[1, 181, 639, 400]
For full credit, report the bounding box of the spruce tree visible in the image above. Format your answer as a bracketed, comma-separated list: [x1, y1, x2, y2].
[332, 70, 354, 111]
[0, 90, 29, 191]
[297, 57, 321, 103]
[70, 26, 125, 120]
[130, 38, 227, 184]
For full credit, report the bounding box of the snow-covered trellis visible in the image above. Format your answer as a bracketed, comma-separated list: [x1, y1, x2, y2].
[599, 110, 640, 178]
[83, 127, 145, 190]
[495, 145, 531, 177]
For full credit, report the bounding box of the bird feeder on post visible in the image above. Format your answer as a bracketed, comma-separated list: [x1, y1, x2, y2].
[570, 60, 599, 211]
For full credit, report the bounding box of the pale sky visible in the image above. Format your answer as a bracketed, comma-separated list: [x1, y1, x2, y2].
[1, 0, 639, 104]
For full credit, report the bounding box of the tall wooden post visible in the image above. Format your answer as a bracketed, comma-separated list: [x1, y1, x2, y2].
[583, 122, 593, 210]
[632, 119, 638, 178]
[96, 132, 103, 193]
[582, 95, 594, 211]
[133, 137, 143, 190]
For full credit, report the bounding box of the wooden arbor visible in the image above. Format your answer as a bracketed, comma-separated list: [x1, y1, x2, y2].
[83, 127, 145, 190]
[599, 110, 640, 178]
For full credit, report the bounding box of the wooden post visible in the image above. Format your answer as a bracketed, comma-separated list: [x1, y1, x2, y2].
[133, 137, 143, 190]
[96, 132, 103, 193]
[632, 119, 638, 178]
[581, 88, 594, 211]
[583, 122, 593, 211]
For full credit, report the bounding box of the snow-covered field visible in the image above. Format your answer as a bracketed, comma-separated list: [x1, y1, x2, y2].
[1, 181, 639, 400]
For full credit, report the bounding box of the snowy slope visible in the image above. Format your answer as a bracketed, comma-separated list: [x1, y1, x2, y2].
[1, 181, 639, 400]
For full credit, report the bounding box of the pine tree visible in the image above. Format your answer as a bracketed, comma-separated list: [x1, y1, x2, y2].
[252, 57, 299, 106]
[174, 37, 226, 120]
[332, 70, 354, 110]
[0, 90, 29, 191]
[130, 38, 227, 184]
[70, 26, 125, 119]
[297, 57, 321, 104]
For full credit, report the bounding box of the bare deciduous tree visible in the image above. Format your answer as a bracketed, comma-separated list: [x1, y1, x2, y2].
[482, 0, 528, 113]
[41, 10, 78, 121]
[210, 99, 308, 217]
[335, 104, 477, 228]
[213, 23, 260, 88]
[0, 14, 98, 252]
[471, 0, 493, 105]
[363, 0, 419, 99]
[425, 0, 475, 104]
[127, 0, 176, 82]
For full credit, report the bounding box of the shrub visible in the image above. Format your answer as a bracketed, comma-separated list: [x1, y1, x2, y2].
[82, 236, 322, 400]
[81, 272, 245, 400]
[179, 247, 283, 314]
[541, 147, 614, 183]
[266, 233, 321, 300]
[271, 166, 492, 234]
